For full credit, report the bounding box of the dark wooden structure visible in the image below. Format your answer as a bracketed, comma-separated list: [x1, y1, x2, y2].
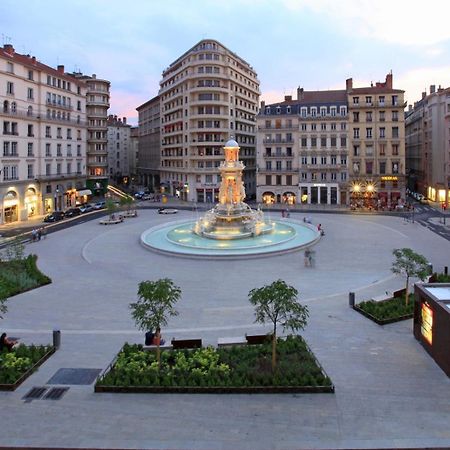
[414, 283, 450, 377]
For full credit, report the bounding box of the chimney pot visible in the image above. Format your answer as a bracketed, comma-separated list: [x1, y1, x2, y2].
[57, 64, 64, 73]
[346, 78, 353, 91]
[123, 117, 127, 124]
[3, 44, 14, 55]
[284, 95, 292, 101]
[430, 85, 436, 94]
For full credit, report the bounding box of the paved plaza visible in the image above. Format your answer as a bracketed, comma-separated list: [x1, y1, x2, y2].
[1, 209, 450, 449]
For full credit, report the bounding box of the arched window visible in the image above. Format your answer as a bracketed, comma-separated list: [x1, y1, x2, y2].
[27, 105, 33, 116]
[3, 100, 8, 113]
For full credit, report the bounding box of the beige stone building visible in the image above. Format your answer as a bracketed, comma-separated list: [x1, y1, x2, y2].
[257, 89, 348, 205]
[347, 73, 406, 209]
[159, 39, 259, 202]
[107, 115, 131, 184]
[0, 44, 87, 223]
[406, 85, 450, 206]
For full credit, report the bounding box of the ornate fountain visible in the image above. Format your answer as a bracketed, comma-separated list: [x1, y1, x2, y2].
[193, 139, 274, 240]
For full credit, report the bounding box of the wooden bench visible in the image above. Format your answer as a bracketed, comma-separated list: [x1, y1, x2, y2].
[245, 334, 271, 345]
[217, 336, 247, 347]
[171, 338, 202, 349]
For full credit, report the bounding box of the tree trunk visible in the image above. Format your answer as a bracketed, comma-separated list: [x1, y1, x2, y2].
[157, 343, 161, 369]
[271, 323, 277, 371]
[405, 275, 409, 306]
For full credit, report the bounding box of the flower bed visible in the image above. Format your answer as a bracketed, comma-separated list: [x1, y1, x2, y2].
[95, 335, 334, 393]
[0, 255, 51, 299]
[354, 295, 414, 325]
[0, 344, 55, 391]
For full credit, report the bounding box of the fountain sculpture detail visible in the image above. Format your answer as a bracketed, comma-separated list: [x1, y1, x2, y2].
[193, 139, 274, 240]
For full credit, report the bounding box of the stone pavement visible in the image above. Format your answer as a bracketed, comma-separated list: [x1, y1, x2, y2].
[0, 210, 450, 449]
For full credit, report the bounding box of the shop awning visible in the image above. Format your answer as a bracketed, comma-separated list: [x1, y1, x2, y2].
[77, 189, 92, 197]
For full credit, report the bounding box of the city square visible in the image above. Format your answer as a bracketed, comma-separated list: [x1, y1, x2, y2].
[1, 210, 450, 449]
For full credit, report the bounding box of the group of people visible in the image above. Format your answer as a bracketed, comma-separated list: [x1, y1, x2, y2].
[31, 227, 46, 242]
[145, 328, 165, 346]
[0, 333, 18, 352]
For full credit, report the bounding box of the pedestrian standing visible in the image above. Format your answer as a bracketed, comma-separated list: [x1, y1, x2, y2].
[31, 229, 37, 242]
[37, 228, 42, 241]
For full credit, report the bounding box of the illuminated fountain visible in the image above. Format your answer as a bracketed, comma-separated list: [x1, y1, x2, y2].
[193, 139, 274, 240]
[140, 140, 320, 258]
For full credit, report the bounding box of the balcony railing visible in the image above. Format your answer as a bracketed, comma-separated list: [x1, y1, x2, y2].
[46, 99, 73, 111]
[263, 138, 294, 144]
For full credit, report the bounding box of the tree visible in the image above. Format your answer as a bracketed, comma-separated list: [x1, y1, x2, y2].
[0, 296, 7, 320]
[129, 278, 181, 367]
[120, 195, 134, 214]
[105, 198, 117, 220]
[248, 279, 309, 371]
[391, 248, 429, 305]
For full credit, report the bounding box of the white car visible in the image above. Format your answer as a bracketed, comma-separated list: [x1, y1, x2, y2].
[158, 208, 178, 214]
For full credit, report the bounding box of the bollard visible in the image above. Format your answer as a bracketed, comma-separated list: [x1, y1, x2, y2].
[445, 266, 448, 276]
[53, 329, 61, 349]
[349, 292, 355, 307]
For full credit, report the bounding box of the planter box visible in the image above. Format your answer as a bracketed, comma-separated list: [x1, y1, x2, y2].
[0, 347, 56, 391]
[353, 303, 413, 325]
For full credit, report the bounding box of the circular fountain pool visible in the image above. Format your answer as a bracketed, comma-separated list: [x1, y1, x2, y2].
[141, 219, 320, 259]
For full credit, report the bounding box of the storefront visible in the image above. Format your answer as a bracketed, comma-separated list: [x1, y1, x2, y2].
[2, 190, 19, 224]
[299, 184, 341, 205]
[24, 187, 38, 218]
[196, 188, 219, 203]
[282, 192, 296, 205]
[262, 191, 275, 205]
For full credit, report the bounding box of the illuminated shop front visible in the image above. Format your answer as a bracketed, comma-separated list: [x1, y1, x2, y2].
[2, 190, 19, 223]
[298, 184, 340, 205]
[24, 187, 38, 218]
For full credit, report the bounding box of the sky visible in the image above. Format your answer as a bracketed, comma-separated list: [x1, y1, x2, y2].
[2, 0, 450, 126]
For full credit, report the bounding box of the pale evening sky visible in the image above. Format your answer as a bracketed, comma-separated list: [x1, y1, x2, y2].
[2, 0, 450, 125]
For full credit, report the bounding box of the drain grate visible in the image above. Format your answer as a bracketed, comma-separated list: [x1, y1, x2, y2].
[23, 386, 48, 401]
[47, 368, 102, 385]
[43, 387, 69, 400]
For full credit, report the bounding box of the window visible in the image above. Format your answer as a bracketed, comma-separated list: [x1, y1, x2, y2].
[311, 137, 317, 147]
[265, 175, 271, 185]
[6, 81, 14, 95]
[311, 157, 317, 165]
[301, 123, 307, 131]
[77, 145, 81, 156]
[392, 127, 399, 138]
[392, 162, 399, 174]
[379, 161, 386, 174]
[6, 62, 13, 73]
[365, 161, 373, 174]
[321, 123, 326, 131]
[320, 137, 327, 147]
[392, 111, 398, 121]
[67, 162, 72, 174]
[301, 172, 307, 181]
[341, 122, 346, 130]
[341, 172, 347, 181]
[301, 156, 307, 165]
[276, 161, 282, 171]
[27, 124, 34, 137]
[286, 161, 292, 170]
[27, 88, 34, 100]
[331, 137, 337, 147]
[366, 128, 372, 139]
[3, 141, 9, 156]
[353, 145, 360, 156]
[57, 163, 62, 175]
[46, 126, 51, 138]
[341, 155, 348, 165]
[286, 175, 292, 185]
[379, 111, 385, 122]
[341, 137, 347, 147]
[321, 156, 327, 165]
[379, 144, 386, 155]
[3, 165, 18, 180]
[366, 145, 373, 156]
[392, 95, 398, 106]
[353, 128, 360, 139]
[27, 142, 34, 156]
[27, 164, 34, 179]
[311, 107, 317, 117]
[320, 107, 326, 117]
[365, 96, 372, 105]
[353, 112, 359, 122]
[340, 106, 347, 116]
[311, 123, 316, 131]
[366, 111, 372, 122]
[331, 123, 336, 130]
[331, 155, 337, 165]
[301, 108, 307, 117]
[392, 144, 399, 155]
[379, 127, 385, 138]
[331, 172, 337, 181]
[45, 143, 51, 157]
[331, 107, 336, 117]
[57, 127, 62, 138]
[321, 172, 327, 180]
[379, 96, 385, 106]
[67, 129, 72, 139]
[353, 97, 359, 105]
[265, 161, 272, 170]
[276, 175, 282, 184]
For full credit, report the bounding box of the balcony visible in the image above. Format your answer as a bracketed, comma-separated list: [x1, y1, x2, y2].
[34, 172, 85, 182]
[264, 153, 293, 158]
[46, 99, 73, 111]
[263, 138, 294, 144]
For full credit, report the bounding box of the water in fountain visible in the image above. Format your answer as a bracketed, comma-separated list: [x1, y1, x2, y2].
[193, 139, 274, 240]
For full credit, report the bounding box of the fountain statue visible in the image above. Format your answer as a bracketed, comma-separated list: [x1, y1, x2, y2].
[193, 139, 274, 240]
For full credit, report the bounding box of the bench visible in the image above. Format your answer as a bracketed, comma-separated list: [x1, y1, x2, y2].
[371, 294, 392, 302]
[143, 344, 173, 351]
[245, 334, 271, 345]
[217, 336, 247, 347]
[171, 338, 202, 349]
[99, 217, 123, 225]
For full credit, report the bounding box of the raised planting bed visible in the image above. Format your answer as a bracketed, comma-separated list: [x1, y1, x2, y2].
[95, 335, 334, 394]
[0, 254, 51, 299]
[354, 295, 414, 325]
[0, 345, 55, 391]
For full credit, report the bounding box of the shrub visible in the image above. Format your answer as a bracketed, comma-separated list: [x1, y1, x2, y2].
[357, 296, 414, 321]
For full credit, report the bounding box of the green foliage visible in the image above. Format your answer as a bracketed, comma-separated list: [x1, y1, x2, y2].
[129, 278, 180, 332]
[358, 296, 414, 321]
[0, 255, 51, 301]
[105, 198, 117, 218]
[96, 336, 331, 389]
[0, 344, 51, 384]
[0, 238, 25, 262]
[435, 273, 450, 282]
[119, 195, 134, 211]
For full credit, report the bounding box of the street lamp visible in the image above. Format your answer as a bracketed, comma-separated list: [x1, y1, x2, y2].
[54, 188, 59, 211]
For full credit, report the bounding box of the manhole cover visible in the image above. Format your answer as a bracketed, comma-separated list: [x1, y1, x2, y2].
[47, 368, 102, 385]
[23, 386, 48, 401]
[43, 387, 69, 400]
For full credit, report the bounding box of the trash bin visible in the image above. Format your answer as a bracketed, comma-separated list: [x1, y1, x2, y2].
[53, 329, 61, 349]
[349, 292, 355, 307]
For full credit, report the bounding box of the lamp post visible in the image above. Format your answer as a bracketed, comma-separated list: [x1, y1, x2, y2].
[54, 188, 59, 211]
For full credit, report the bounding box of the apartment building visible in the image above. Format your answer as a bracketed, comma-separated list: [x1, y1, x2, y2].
[136, 95, 160, 190]
[406, 85, 450, 205]
[347, 73, 406, 209]
[129, 126, 139, 186]
[0, 44, 87, 224]
[107, 115, 131, 185]
[71, 72, 110, 195]
[257, 88, 348, 205]
[159, 39, 259, 202]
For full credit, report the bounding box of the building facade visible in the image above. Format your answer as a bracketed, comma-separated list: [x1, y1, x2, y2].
[406, 85, 450, 206]
[107, 115, 131, 185]
[71, 72, 110, 195]
[257, 89, 348, 205]
[1, 44, 87, 224]
[159, 39, 259, 202]
[129, 126, 139, 187]
[136, 95, 160, 191]
[347, 74, 406, 210]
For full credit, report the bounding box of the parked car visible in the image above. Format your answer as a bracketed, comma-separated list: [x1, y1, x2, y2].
[43, 211, 65, 222]
[64, 207, 82, 218]
[93, 201, 106, 210]
[141, 194, 153, 201]
[157, 208, 178, 214]
[79, 203, 95, 213]
[134, 191, 145, 199]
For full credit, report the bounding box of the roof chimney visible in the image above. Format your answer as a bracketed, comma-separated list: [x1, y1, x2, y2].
[345, 78, 353, 92]
[57, 65, 64, 73]
[430, 85, 436, 94]
[297, 87, 304, 101]
[3, 44, 14, 55]
[31, 56, 36, 64]
[385, 73, 393, 89]
[422, 91, 426, 99]
[408, 104, 412, 111]
[284, 95, 292, 102]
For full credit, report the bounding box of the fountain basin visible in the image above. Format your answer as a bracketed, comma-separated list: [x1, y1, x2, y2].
[141, 219, 320, 259]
